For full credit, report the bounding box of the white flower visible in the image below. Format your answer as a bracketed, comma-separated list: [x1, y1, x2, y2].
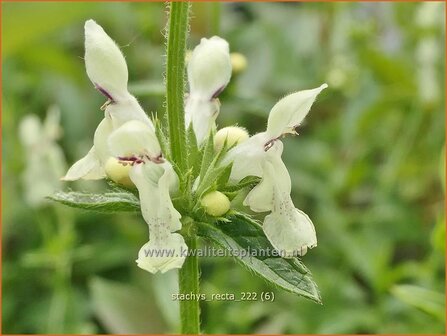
[185, 36, 232, 144]
[19, 106, 66, 207]
[223, 84, 327, 256]
[187, 36, 232, 100]
[132, 162, 187, 273]
[248, 149, 317, 257]
[108, 120, 187, 273]
[63, 20, 153, 181]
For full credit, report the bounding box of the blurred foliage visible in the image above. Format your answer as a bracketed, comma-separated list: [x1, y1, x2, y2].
[2, 1, 445, 334]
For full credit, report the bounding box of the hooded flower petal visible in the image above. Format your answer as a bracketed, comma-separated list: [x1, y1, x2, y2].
[84, 19, 129, 102]
[84, 20, 152, 127]
[107, 120, 161, 160]
[64, 21, 155, 181]
[266, 84, 328, 139]
[185, 36, 232, 144]
[130, 162, 186, 273]
[187, 36, 232, 100]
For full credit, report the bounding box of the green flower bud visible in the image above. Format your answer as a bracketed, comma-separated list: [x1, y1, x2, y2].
[105, 157, 134, 188]
[201, 191, 230, 217]
[214, 126, 249, 152]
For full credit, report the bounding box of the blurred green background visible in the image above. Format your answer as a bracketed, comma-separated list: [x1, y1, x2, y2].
[2, 1, 445, 334]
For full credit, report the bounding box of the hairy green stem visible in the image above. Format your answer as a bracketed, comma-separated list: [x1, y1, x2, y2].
[178, 234, 200, 334]
[165, 2, 200, 333]
[166, 1, 189, 171]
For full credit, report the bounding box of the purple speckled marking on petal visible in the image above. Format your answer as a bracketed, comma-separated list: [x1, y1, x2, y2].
[211, 85, 226, 99]
[94, 83, 115, 102]
[263, 136, 282, 152]
[264, 139, 275, 152]
[118, 156, 144, 165]
[150, 153, 165, 164]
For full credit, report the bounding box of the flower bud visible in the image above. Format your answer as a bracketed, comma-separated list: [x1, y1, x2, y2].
[214, 126, 249, 152]
[105, 157, 134, 187]
[230, 52, 247, 74]
[84, 19, 129, 101]
[201, 191, 230, 217]
[187, 36, 232, 100]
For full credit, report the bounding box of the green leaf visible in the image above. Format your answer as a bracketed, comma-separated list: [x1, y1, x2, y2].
[195, 136, 233, 199]
[195, 164, 231, 199]
[154, 117, 171, 161]
[216, 162, 233, 189]
[198, 133, 215, 182]
[106, 179, 138, 195]
[213, 136, 232, 164]
[49, 191, 140, 213]
[186, 124, 200, 176]
[89, 277, 166, 333]
[197, 214, 321, 303]
[391, 284, 445, 321]
[2, 2, 100, 56]
[221, 175, 261, 192]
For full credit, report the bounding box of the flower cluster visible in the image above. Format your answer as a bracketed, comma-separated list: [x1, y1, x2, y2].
[64, 20, 327, 274]
[63, 20, 186, 273]
[221, 83, 327, 257]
